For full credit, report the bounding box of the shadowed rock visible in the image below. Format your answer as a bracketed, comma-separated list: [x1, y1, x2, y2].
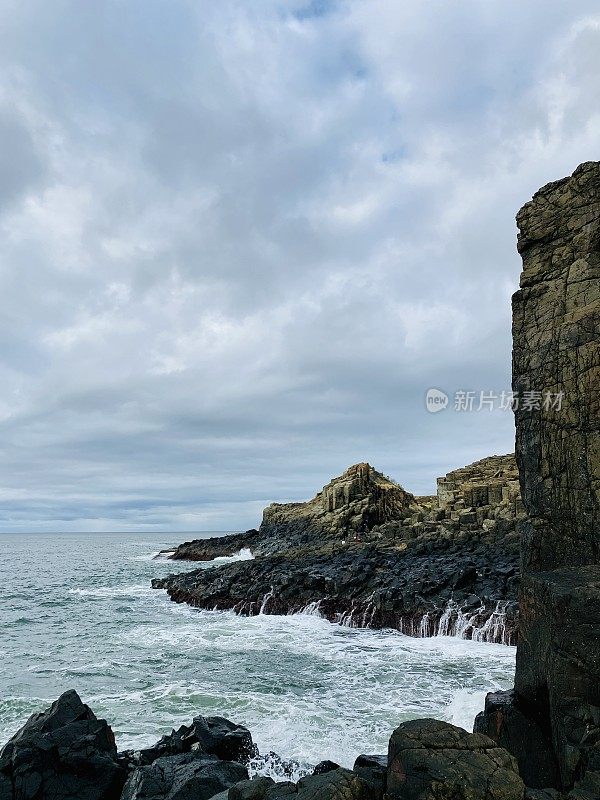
[120, 751, 247, 800]
[0, 689, 126, 800]
[122, 716, 255, 768]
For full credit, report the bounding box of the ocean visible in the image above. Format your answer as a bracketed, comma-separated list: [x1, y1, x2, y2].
[0, 532, 515, 776]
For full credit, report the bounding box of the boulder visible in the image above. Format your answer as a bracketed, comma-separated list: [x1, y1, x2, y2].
[229, 777, 277, 800]
[312, 762, 341, 776]
[0, 689, 126, 800]
[386, 719, 524, 800]
[120, 751, 248, 800]
[125, 716, 254, 767]
[294, 769, 378, 800]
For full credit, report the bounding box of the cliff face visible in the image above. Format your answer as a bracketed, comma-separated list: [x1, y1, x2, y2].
[476, 162, 600, 798]
[513, 161, 600, 572]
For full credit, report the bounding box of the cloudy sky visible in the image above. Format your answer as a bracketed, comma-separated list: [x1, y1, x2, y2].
[1, 1, 599, 532]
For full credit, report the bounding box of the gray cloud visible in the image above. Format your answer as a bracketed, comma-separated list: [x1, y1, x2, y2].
[0, 0, 599, 530]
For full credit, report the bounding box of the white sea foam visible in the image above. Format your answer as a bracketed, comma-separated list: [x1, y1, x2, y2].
[67, 584, 151, 598]
[206, 547, 255, 565]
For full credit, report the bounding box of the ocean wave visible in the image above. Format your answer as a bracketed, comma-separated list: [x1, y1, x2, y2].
[205, 548, 254, 565]
[67, 584, 152, 598]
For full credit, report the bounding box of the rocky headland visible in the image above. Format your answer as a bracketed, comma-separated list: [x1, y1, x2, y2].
[154, 457, 524, 644]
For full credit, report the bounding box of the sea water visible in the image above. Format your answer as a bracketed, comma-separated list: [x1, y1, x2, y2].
[0, 532, 515, 774]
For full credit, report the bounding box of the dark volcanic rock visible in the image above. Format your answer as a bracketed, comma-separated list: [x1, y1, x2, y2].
[122, 716, 255, 768]
[153, 534, 520, 644]
[166, 530, 261, 562]
[229, 777, 277, 800]
[265, 768, 380, 800]
[386, 719, 524, 800]
[513, 162, 600, 573]
[159, 456, 524, 644]
[312, 762, 341, 776]
[482, 161, 600, 795]
[0, 689, 126, 800]
[474, 690, 558, 789]
[352, 755, 386, 795]
[120, 751, 248, 800]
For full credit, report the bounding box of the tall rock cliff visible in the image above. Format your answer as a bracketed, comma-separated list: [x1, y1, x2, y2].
[476, 162, 600, 799]
[513, 161, 600, 572]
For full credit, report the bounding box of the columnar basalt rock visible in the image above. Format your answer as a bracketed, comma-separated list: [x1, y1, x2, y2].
[437, 454, 523, 518]
[258, 463, 417, 553]
[159, 457, 524, 643]
[476, 162, 600, 798]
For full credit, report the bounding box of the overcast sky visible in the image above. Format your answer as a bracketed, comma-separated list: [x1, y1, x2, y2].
[1, 1, 599, 532]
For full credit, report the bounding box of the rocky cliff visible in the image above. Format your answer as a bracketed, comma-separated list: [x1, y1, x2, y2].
[475, 162, 600, 799]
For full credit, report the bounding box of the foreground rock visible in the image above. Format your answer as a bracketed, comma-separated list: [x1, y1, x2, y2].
[1, 692, 529, 800]
[120, 715, 255, 768]
[476, 161, 600, 798]
[386, 719, 524, 800]
[120, 752, 247, 800]
[0, 690, 126, 800]
[157, 457, 524, 643]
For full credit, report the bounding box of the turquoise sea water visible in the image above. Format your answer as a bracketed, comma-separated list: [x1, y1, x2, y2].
[0, 532, 516, 772]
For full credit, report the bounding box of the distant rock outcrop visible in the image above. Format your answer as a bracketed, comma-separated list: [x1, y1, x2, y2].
[475, 162, 600, 798]
[437, 454, 523, 518]
[258, 463, 416, 553]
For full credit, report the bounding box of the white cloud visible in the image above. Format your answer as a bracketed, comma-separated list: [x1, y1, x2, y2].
[0, 0, 599, 530]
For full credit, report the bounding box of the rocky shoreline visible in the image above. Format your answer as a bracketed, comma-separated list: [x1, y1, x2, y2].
[154, 456, 523, 645]
[0, 689, 525, 800]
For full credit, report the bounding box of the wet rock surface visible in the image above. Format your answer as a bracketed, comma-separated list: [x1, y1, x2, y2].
[0, 692, 529, 800]
[474, 690, 558, 789]
[153, 535, 520, 643]
[163, 530, 261, 562]
[120, 752, 248, 800]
